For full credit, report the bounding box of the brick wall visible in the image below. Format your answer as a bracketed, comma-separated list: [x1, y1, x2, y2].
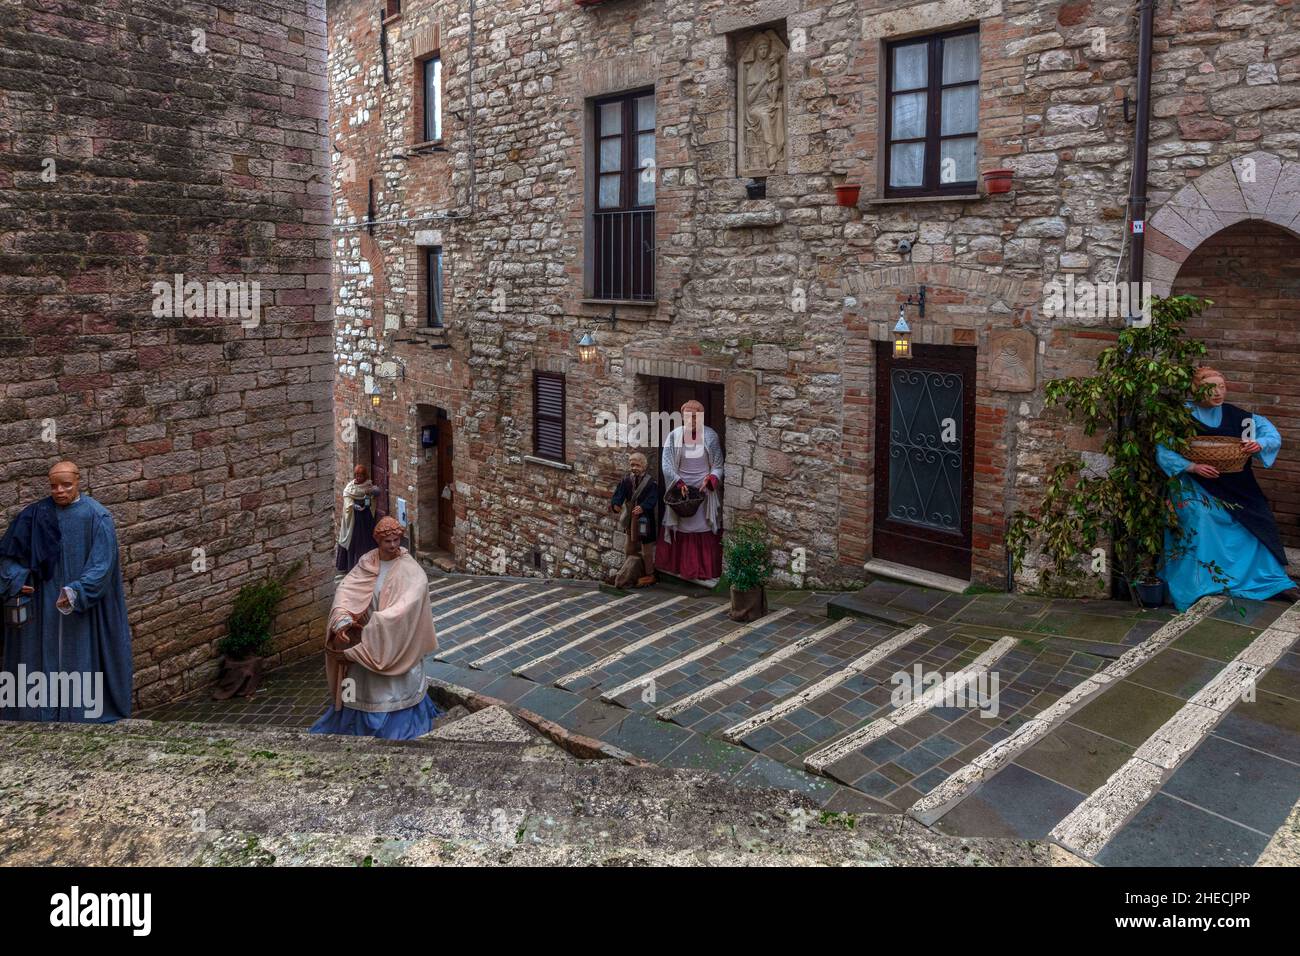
[0, 0, 334, 707]
[1173, 221, 1300, 549]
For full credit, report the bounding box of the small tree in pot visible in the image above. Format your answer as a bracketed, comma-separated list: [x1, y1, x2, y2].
[724, 518, 772, 622]
[1006, 295, 1227, 607]
[212, 561, 301, 700]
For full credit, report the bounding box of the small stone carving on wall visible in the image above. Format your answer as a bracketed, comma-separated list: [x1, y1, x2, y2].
[737, 29, 787, 177]
[725, 371, 758, 420]
[988, 329, 1036, 392]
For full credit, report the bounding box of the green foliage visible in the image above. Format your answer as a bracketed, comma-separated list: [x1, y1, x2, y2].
[1007, 295, 1216, 599]
[723, 518, 773, 592]
[219, 561, 302, 660]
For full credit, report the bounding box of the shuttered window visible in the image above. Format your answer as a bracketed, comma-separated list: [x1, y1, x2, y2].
[533, 371, 566, 462]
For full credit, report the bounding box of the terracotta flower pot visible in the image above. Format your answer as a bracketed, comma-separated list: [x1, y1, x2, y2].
[728, 586, 768, 622]
[982, 169, 1014, 194]
[212, 655, 263, 700]
[834, 184, 862, 207]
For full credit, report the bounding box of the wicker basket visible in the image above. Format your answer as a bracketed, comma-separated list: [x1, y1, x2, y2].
[1186, 435, 1250, 474]
[665, 484, 706, 518]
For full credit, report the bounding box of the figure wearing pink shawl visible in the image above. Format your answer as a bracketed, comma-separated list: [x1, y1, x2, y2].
[311, 516, 441, 739]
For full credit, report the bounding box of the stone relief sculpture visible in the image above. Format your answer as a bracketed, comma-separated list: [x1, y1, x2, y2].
[737, 29, 787, 177]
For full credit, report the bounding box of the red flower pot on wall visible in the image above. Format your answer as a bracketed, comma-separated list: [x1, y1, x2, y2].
[982, 169, 1014, 194]
[834, 184, 861, 207]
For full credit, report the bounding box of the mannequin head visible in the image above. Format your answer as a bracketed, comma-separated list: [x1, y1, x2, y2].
[354, 464, 369, 483]
[48, 461, 80, 508]
[373, 516, 404, 560]
[1193, 366, 1227, 408]
[681, 399, 705, 439]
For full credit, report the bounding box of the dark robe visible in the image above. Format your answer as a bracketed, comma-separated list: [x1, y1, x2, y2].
[0, 495, 133, 722]
[611, 472, 660, 543]
[335, 494, 378, 573]
[1186, 402, 1288, 566]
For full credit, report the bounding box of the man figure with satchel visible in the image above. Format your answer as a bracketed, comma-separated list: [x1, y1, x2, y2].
[610, 451, 659, 589]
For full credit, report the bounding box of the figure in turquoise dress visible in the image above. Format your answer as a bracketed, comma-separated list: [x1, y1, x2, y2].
[1155, 368, 1299, 611]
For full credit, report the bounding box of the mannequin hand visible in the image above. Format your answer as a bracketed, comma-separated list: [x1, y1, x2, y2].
[1242, 440, 1263, 455]
[1188, 462, 1220, 479]
[20, 585, 34, 595]
[632, 506, 643, 517]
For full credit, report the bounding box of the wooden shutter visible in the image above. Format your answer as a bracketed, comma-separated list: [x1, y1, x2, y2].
[533, 371, 566, 462]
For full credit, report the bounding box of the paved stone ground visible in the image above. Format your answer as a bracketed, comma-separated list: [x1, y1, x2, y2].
[142, 573, 1300, 866]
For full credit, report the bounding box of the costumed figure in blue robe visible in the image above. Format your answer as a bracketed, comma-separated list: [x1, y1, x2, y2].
[0, 461, 133, 722]
[1155, 368, 1300, 611]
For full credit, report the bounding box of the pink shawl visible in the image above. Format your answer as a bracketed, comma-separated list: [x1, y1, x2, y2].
[324, 548, 437, 710]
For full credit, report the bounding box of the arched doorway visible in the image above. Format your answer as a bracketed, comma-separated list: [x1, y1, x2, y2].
[1171, 219, 1300, 551]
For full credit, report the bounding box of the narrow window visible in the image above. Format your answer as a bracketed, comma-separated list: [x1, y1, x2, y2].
[885, 28, 979, 197]
[591, 90, 655, 301]
[423, 55, 442, 142]
[533, 371, 566, 462]
[425, 247, 443, 327]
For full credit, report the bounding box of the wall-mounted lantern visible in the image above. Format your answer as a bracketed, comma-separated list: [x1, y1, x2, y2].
[893, 309, 912, 360]
[577, 331, 599, 364]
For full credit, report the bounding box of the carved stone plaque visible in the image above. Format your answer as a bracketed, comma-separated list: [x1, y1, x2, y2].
[988, 329, 1036, 392]
[737, 29, 788, 177]
[725, 371, 758, 420]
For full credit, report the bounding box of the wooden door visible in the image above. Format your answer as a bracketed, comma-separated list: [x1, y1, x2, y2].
[368, 430, 390, 520]
[656, 378, 726, 524]
[872, 342, 975, 580]
[436, 408, 454, 551]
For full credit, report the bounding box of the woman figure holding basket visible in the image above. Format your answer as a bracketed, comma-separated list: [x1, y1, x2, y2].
[1155, 367, 1299, 610]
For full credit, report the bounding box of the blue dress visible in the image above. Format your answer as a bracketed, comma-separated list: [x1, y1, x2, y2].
[1156, 405, 1296, 611]
[0, 496, 133, 721]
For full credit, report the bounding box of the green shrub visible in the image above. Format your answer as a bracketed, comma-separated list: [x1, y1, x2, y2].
[723, 518, 772, 592]
[219, 562, 301, 660]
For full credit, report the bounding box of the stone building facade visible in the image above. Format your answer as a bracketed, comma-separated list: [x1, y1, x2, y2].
[0, 0, 334, 707]
[327, 0, 1300, 591]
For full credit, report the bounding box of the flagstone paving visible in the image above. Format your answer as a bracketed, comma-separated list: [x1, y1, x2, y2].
[141, 572, 1300, 866]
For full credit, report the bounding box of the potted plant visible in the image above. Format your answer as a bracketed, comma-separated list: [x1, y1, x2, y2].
[723, 518, 772, 622]
[1006, 295, 1222, 608]
[982, 168, 1014, 194]
[212, 562, 301, 700]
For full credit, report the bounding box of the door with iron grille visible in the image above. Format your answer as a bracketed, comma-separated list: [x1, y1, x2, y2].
[872, 342, 975, 579]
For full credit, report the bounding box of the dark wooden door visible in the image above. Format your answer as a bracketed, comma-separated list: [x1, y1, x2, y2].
[368, 430, 390, 520]
[436, 408, 453, 551]
[872, 342, 975, 579]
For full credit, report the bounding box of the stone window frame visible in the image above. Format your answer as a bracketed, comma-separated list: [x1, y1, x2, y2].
[882, 24, 980, 198]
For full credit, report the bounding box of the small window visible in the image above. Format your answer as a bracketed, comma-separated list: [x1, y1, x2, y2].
[422, 56, 442, 142]
[533, 371, 566, 462]
[885, 28, 979, 197]
[591, 89, 655, 301]
[424, 247, 443, 327]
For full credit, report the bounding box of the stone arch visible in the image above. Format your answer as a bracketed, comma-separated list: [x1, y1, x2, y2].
[1147, 151, 1300, 296]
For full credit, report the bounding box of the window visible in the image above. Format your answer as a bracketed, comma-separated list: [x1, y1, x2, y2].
[591, 90, 655, 301]
[385, 0, 401, 17]
[885, 28, 979, 196]
[533, 371, 566, 462]
[424, 247, 443, 327]
[422, 56, 442, 142]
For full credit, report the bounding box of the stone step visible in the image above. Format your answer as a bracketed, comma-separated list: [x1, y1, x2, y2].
[863, 558, 972, 594]
[0, 718, 1046, 867]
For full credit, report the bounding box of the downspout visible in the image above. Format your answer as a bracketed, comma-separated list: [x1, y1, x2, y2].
[1127, 0, 1155, 301]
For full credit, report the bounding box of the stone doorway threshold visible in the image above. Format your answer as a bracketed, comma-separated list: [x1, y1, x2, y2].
[418, 548, 456, 573]
[864, 558, 971, 595]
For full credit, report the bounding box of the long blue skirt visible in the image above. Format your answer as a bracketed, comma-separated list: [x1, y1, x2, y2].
[310, 693, 442, 740]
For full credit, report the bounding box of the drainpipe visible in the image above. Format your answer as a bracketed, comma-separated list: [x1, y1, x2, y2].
[1126, 0, 1155, 307]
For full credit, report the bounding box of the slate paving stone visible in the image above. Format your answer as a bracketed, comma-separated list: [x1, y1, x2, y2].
[894, 745, 944, 775]
[1162, 734, 1300, 835]
[1257, 650, 1300, 701]
[1125, 648, 1226, 700]
[1032, 611, 1136, 643]
[1171, 617, 1259, 662]
[1012, 722, 1134, 794]
[514, 685, 584, 722]
[1068, 679, 1185, 748]
[1212, 690, 1300, 766]
[850, 770, 898, 798]
[660, 734, 756, 778]
[596, 712, 696, 762]
[729, 753, 837, 801]
[935, 763, 1085, 840]
[1096, 793, 1270, 867]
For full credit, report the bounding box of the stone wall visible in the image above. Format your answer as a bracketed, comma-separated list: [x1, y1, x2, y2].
[328, 0, 1300, 590]
[0, 0, 335, 707]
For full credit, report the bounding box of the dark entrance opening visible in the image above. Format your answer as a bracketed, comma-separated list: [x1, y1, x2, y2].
[872, 342, 975, 580]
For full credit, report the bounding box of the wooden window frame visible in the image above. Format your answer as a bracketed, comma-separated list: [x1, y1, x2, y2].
[884, 26, 979, 198]
[591, 89, 656, 302]
[532, 371, 566, 463]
